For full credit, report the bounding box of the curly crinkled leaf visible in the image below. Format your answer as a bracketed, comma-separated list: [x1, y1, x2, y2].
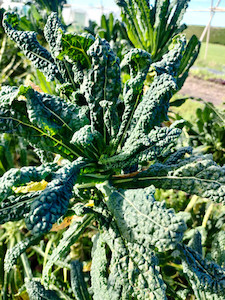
[43, 214, 94, 285]
[130, 73, 177, 135]
[101, 126, 181, 170]
[99, 100, 120, 139]
[211, 231, 225, 268]
[25, 279, 60, 300]
[3, 12, 62, 82]
[91, 222, 167, 300]
[178, 244, 225, 300]
[44, 12, 65, 59]
[126, 154, 225, 204]
[0, 191, 42, 224]
[70, 125, 104, 159]
[44, 13, 76, 85]
[115, 48, 151, 147]
[151, 35, 186, 77]
[78, 37, 121, 134]
[4, 235, 41, 272]
[98, 183, 186, 251]
[0, 163, 58, 202]
[25, 160, 85, 235]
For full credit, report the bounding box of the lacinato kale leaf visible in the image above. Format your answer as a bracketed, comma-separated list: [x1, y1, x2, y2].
[3, 12, 63, 82]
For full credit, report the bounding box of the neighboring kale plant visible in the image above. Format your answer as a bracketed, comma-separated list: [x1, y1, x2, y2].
[1, 11, 225, 300]
[183, 99, 225, 166]
[115, 0, 200, 89]
[84, 12, 131, 60]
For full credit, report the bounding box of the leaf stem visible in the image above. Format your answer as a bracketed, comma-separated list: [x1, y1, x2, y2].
[185, 195, 198, 212]
[202, 202, 214, 228]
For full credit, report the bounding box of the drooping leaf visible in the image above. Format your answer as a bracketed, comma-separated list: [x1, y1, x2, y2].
[0, 86, 83, 160]
[42, 214, 94, 285]
[101, 126, 181, 170]
[0, 163, 58, 202]
[19, 86, 89, 138]
[178, 244, 225, 300]
[4, 235, 41, 272]
[25, 279, 61, 300]
[0, 191, 42, 224]
[71, 260, 90, 300]
[25, 159, 86, 235]
[3, 12, 62, 82]
[126, 154, 225, 204]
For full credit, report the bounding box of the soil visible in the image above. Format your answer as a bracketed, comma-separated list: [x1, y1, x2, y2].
[180, 76, 225, 106]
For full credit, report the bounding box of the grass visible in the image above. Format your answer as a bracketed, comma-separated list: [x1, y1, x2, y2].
[184, 25, 225, 46]
[190, 68, 225, 81]
[194, 42, 225, 72]
[170, 97, 204, 122]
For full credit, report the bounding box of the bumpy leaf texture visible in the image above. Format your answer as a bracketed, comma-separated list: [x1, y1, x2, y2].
[4, 235, 41, 272]
[0, 191, 42, 224]
[98, 183, 186, 251]
[78, 37, 121, 135]
[101, 126, 181, 169]
[115, 48, 152, 146]
[0, 85, 89, 160]
[0, 163, 58, 202]
[116, 154, 225, 204]
[130, 73, 176, 133]
[3, 12, 62, 82]
[71, 260, 90, 300]
[25, 159, 85, 235]
[70, 125, 104, 160]
[178, 244, 225, 300]
[211, 231, 225, 268]
[25, 279, 60, 300]
[91, 222, 167, 300]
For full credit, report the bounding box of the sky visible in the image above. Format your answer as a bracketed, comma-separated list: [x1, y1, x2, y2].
[67, 0, 225, 27]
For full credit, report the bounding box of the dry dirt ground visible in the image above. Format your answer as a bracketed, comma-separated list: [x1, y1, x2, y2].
[180, 76, 225, 106]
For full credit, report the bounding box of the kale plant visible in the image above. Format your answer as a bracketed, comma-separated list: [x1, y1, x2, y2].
[115, 0, 200, 89]
[1, 11, 225, 299]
